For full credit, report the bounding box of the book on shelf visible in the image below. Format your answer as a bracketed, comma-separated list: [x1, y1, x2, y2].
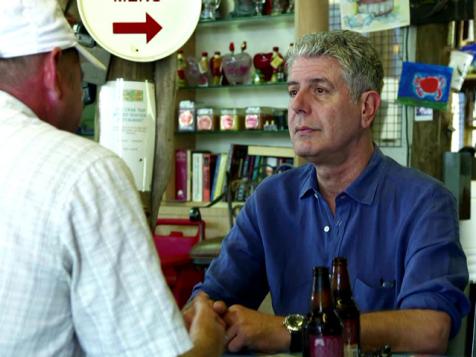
[225, 144, 248, 182]
[175, 144, 296, 203]
[224, 144, 296, 202]
[251, 155, 262, 182]
[192, 151, 207, 202]
[211, 153, 228, 200]
[223, 144, 248, 199]
[210, 153, 221, 200]
[247, 145, 295, 158]
[202, 152, 217, 202]
[174, 149, 191, 201]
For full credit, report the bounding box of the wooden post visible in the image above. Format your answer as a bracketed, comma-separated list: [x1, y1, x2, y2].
[150, 57, 177, 230]
[106, 57, 177, 230]
[412, 24, 451, 180]
[106, 58, 157, 228]
[295, 0, 329, 38]
[67, 0, 177, 230]
[109, 57, 177, 230]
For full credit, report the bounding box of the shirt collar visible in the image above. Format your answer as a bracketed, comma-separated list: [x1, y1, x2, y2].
[299, 147, 385, 205]
[299, 164, 318, 199]
[344, 146, 384, 205]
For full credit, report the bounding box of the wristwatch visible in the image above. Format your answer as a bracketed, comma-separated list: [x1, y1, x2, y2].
[283, 314, 305, 352]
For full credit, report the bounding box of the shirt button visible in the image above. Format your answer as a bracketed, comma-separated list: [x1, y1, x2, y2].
[323, 225, 330, 233]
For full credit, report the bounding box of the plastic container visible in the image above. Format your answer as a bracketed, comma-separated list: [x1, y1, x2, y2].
[153, 218, 205, 307]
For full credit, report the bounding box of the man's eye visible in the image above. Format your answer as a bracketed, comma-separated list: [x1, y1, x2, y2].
[288, 89, 297, 97]
[314, 87, 326, 94]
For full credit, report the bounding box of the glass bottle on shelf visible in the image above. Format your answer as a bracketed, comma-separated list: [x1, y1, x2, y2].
[209, 51, 223, 86]
[283, 42, 293, 80]
[303, 266, 344, 357]
[222, 42, 235, 84]
[253, 0, 266, 15]
[263, 0, 273, 15]
[286, 0, 294, 13]
[200, 0, 221, 21]
[233, 0, 256, 17]
[271, 0, 288, 15]
[270, 46, 285, 82]
[331, 257, 360, 357]
[198, 51, 210, 87]
[176, 50, 187, 87]
[253, 50, 273, 83]
[240, 41, 252, 83]
[185, 55, 203, 87]
[222, 41, 252, 85]
[263, 119, 278, 131]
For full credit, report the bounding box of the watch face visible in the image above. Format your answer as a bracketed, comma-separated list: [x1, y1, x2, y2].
[286, 314, 305, 331]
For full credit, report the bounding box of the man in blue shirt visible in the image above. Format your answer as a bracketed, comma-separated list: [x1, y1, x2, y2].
[188, 30, 469, 354]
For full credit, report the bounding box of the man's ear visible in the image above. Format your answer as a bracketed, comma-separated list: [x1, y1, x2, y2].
[42, 47, 63, 101]
[360, 90, 381, 129]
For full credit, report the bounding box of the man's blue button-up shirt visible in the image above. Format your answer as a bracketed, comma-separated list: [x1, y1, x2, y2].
[193, 147, 469, 337]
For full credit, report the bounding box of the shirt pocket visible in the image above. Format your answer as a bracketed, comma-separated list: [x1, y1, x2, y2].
[353, 277, 396, 312]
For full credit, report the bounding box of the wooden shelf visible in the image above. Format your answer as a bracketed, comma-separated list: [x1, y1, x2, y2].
[159, 201, 237, 239]
[164, 5, 295, 210]
[179, 82, 287, 91]
[198, 13, 294, 28]
[162, 200, 242, 208]
[175, 130, 289, 136]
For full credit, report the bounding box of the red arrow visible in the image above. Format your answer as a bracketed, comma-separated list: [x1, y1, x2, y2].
[113, 13, 162, 43]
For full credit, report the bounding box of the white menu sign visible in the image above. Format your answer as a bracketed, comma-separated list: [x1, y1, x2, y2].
[97, 79, 156, 191]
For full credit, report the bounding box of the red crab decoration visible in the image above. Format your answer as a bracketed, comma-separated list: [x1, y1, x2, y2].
[413, 75, 446, 101]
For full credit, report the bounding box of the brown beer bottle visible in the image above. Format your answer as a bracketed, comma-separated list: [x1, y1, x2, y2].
[331, 257, 360, 357]
[303, 266, 343, 357]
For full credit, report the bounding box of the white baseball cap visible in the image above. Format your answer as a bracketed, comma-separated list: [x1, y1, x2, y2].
[0, 0, 106, 71]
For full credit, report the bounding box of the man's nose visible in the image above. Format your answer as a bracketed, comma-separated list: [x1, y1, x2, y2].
[290, 90, 310, 115]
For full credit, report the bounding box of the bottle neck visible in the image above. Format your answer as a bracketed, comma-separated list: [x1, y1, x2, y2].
[310, 267, 332, 312]
[331, 261, 353, 299]
[311, 290, 332, 312]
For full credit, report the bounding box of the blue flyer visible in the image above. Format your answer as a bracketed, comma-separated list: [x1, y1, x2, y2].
[397, 61, 453, 110]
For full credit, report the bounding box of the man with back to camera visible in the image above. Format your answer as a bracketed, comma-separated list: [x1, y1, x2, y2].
[186, 30, 470, 354]
[0, 0, 225, 356]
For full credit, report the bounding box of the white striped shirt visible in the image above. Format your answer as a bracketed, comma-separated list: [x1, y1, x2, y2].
[0, 91, 192, 356]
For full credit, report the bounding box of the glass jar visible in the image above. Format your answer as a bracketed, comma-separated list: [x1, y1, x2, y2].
[232, 0, 255, 16]
[245, 106, 272, 130]
[197, 108, 218, 131]
[178, 100, 196, 131]
[220, 108, 244, 131]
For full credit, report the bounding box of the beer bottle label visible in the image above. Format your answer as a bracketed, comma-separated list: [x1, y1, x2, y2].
[344, 343, 359, 357]
[309, 335, 344, 357]
[343, 319, 358, 345]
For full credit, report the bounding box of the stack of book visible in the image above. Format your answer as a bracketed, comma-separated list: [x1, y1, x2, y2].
[175, 144, 296, 203]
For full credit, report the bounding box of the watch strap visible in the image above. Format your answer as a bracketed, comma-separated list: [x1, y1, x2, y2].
[290, 328, 303, 352]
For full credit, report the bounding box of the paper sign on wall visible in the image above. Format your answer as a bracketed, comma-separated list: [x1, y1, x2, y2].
[96, 80, 156, 192]
[340, 0, 410, 33]
[449, 50, 474, 91]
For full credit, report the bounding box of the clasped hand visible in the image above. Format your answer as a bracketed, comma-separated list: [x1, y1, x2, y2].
[183, 293, 290, 353]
